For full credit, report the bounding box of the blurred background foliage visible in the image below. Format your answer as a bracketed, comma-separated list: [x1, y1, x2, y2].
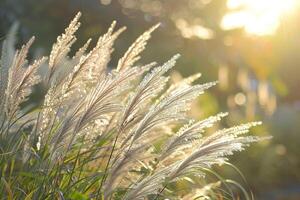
[1, 0, 300, 199]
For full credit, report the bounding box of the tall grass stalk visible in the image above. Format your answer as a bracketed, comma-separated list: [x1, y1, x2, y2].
[0, 12, 267, 200]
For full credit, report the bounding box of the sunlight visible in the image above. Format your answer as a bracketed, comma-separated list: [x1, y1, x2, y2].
[221, 0, 299, 35]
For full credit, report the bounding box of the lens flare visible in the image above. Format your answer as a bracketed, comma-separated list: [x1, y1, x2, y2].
[221, 0, 298, 35]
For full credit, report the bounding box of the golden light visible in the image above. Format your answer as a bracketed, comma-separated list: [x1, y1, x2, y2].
[234, 92, 246, 106]
[175, 19, 215, 40]
[221, 0, 299, 35]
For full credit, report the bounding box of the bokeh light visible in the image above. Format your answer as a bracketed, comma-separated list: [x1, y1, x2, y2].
[234, 92, 246, 106]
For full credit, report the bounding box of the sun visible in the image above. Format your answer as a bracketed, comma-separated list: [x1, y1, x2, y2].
[221, 0, 299, 36]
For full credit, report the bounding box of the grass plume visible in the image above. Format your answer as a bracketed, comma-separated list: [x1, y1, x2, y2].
[0, 12, 267, 200]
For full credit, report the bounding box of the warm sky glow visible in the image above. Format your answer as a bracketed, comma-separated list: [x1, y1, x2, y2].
[221, 0, 299, 36]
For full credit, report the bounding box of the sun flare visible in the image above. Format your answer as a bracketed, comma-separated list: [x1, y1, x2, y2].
[221, 0, 299, 35]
